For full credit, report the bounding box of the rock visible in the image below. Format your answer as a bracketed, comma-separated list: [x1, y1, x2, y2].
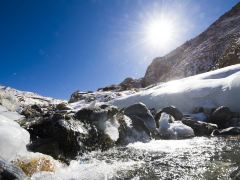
[31, 104, 43, 113]
[14, 154, 56, 177]
[124, 102, 156, 132]
[97, 77, 143, 92]
[119, 77, 143, 90]
[117, 114, 151, 145]
[27, 105, 120, 161]
[210, 106, 233, 128]
[27, 115, 89, 160]
[228, 117, 240, 127]
[21, 105, 43, 118]
[182, 119, 218, 136]
[75, 105, 118, 124]
[155, 106, 183, 128]
[56, 103, 71, 111]
[69, 90, 89, 103]
[212, 127, 240, 136]
[97, 85, 121, 92]
[230, 167, 240, 180]
[0, 158, 26, 180]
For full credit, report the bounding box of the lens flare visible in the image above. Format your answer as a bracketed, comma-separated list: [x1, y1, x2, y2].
[144, 17, 175, 49]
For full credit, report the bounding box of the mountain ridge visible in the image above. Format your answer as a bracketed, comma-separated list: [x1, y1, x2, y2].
[141, 2, 240, 87]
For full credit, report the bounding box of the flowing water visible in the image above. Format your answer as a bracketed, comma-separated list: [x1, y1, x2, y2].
[32, 137, 240, 180]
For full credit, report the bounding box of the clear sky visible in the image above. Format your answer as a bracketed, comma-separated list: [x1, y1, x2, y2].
[0, 0, 239, 99]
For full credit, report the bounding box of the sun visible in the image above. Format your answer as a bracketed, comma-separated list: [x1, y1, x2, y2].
[144, 17, 175, 49]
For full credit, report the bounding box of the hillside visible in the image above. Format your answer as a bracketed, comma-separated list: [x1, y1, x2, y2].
[142, 2, 240, 86]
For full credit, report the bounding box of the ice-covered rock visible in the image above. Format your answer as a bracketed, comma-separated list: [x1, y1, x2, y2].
[0, 106, 30, 161]
[158, 113, 194, 139]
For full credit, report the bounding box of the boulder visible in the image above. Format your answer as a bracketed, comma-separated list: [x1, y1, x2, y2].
[182, 119, 218, 136]
[212, 127, 240, 136]
[117, 114, 151, 145]
[230, 167, 240, 180]
[210, 106, 233, 128]
[0, 158, 26, 180]
[21, 105, 43, 118]
[69, 90, 91, 103]
[14, 154, 56, 177]
[97, 85, 121, 92]
[27, 114, 98, 161]
[75, 105, 119, 123]
[124, 102, 156, 132]
[228, 117, 240, 127]
[155, 106, 183, 128]
[119, 77, 143, 90]
[56, 103, 71, 111]
[27, 105, 120, 161]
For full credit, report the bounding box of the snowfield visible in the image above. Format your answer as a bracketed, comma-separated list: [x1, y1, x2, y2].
[111, 64, 240, 113]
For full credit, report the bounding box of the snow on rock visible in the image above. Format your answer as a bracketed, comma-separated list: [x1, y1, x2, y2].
[158, 113, 194, 139]
[69, 90, 137, 111]
[0, 105, 30, 161]
[111, 64, 240, 113]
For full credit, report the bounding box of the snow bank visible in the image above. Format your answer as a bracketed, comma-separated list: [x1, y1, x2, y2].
[111, 64, 240, 113]
[0, 105, 30, 161]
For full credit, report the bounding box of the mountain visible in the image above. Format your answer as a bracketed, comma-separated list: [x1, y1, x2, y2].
[0, 85, 63, 111]
[142, 2, 240, 86]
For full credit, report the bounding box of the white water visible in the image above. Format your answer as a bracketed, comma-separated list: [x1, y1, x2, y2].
[31, 137, 238, 180]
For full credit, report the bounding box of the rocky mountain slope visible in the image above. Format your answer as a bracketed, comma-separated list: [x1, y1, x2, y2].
[142, 2, 240, 86]
[0, 85, 63, 111]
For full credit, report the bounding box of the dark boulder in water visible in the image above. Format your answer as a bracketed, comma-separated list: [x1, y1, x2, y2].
[212, 127, 240, 136]
[23, 105, 124, 161]
[209, 106, 233, 128]
[0, 158, 26, 180]
[124, 102, 156, 132]
[182, 119, 218, 136]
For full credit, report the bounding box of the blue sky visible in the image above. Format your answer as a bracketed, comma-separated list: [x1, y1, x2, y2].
[0, 0, 239, 99]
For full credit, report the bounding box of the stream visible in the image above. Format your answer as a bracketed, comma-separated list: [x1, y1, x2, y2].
[32, 137, 240, 180]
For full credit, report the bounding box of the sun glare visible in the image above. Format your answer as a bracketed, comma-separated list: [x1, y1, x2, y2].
[144, 17, 175, 49]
